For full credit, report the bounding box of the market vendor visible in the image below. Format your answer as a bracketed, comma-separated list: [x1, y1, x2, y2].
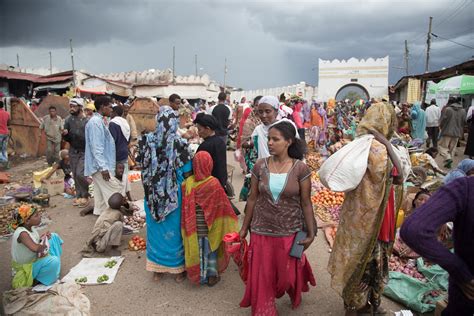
[40, 149, 74, 196]
[410, 147, 446, 176]
[401, 177, 474, 315]
[82, 193, 132, 257]
[10, 204, 63, 289]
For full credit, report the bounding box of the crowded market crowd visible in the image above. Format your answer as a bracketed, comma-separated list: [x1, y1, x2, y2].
[5, 90, 474, 316]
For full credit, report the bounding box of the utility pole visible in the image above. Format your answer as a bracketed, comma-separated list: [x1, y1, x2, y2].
[223, 57, 227, 92]
[16, 54, 20, 68]
[425, 16, 433, 73]
[194, 54, 198, 76]
[172, 46, 176, 83]
[70, 39, 76, 90]
[404, 40, 409, 75]
[49, 51, 52, 75]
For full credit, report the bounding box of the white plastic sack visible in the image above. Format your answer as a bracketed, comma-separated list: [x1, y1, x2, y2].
[391, 144, 411, 182]
[319, 135, 374, 192]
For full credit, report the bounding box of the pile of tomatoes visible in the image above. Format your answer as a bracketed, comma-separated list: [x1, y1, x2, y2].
[128, 235, 146, 251]
[311, 189, 345, 208]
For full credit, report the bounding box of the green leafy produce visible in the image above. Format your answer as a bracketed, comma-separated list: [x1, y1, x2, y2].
[97, 274, 109, 283]
[104, 259, 117, 268]
[75, 277, 87, 283]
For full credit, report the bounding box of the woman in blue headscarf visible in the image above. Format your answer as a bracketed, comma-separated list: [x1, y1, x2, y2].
[443, 159, 474, 184]
[137, 94, 192, 283]
[410, 102, 427, 141]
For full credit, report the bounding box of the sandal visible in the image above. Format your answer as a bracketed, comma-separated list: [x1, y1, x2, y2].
[79, 198, 90, 208]
[174, 273, 186, 283]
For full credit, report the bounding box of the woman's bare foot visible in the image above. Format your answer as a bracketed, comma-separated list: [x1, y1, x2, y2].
[153, 272, 163, 282]
[174, 272, 186, 283]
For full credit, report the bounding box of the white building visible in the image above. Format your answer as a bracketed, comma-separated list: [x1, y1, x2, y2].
[317, 57, 389, 102]
[231, 82, 317, 102]
[98, 69, 220, 100]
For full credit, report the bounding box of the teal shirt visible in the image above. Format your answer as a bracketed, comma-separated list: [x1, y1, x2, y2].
[269, 173, 288, 202]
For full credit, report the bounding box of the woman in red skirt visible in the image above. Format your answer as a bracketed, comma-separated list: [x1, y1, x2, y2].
[239, 119, 316, 315]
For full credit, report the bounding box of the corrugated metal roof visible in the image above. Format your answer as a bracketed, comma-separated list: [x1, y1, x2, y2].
[0, 70, 41, 81]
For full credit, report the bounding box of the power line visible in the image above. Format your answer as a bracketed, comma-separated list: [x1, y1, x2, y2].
[435, 0, 472, 28]
[431, 32, 474, 49]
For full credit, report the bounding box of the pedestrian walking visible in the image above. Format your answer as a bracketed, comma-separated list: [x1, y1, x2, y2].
[328, 102, 403, 316]
[62, 98, 90, 207]
[211, 92, 231, 145]
[137, 93, 192, 283]
[239, 120, 316, 315]
[40, 106, 63, 166]
[438, 97, 466, 169]
[0, 101, 10, 168]
[425, 99, 441, 148]
[465, 102, 474, 158]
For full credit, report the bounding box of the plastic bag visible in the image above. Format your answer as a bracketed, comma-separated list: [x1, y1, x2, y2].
[223, 232, 249, 283]
[416, 257, 449, 291]
[319, 135, 374, 192]
[384, 272, 439, 313]
[391, 144, 412, 182]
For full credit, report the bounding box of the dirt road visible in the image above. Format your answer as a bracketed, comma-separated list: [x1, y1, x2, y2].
[0, 152, 413, 315]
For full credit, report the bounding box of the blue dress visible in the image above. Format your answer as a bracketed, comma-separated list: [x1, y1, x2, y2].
[145, 161, 192, 273]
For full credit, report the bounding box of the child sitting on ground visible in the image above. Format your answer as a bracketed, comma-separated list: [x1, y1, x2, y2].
[41, 149, 75, 197]
[81, 192, 132, 257]
[115, 163, 133, 201]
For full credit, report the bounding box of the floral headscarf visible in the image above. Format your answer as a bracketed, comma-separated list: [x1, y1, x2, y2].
[10, 204, 38, 230]
[138, 105, 191, 222]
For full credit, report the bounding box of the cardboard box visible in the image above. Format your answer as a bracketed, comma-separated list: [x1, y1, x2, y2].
[41, 172, 64, 196]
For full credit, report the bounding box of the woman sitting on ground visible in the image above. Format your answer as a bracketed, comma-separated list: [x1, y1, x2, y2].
[181, 151, 238, 286]
[10, 204, 63, 289]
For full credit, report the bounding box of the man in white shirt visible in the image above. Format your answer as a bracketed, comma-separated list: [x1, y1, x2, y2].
[425, 99, 441, 148]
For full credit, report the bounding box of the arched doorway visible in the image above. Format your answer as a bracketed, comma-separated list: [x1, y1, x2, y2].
[335, 83, 370, 102]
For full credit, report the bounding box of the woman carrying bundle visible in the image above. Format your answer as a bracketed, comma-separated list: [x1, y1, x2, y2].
[328, 102, 403, 316]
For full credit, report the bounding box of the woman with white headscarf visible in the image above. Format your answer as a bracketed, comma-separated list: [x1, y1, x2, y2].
[250, 96, 280, 159]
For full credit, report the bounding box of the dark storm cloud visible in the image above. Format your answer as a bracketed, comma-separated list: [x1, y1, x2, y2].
[2, 0, 473, 88]
[1, 0, 216, 48]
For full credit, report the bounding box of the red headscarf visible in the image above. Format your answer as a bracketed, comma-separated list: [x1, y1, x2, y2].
[181, 151, 238, 284]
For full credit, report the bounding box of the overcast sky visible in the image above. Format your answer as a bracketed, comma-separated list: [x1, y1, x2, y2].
[1, 0, 473, 89]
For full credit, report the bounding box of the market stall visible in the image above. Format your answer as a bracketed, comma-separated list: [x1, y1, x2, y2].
[8, 98, 46, 157]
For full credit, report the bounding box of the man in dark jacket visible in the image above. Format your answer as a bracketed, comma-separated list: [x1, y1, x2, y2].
[211, 92, 231, 145]
[194, 113, 227, 188]
[109, 106, 131, 198]
[62, 98, 90, 207]
[439, 97, 466, 169]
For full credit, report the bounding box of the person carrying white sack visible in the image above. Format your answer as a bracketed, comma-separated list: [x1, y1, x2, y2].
[327, 102, 404, 315]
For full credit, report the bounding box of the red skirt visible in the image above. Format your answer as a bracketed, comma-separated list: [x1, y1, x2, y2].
[240, 233, 316, 315]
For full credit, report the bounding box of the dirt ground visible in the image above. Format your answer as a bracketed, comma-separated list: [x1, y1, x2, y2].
[2, 146, 467, 315]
